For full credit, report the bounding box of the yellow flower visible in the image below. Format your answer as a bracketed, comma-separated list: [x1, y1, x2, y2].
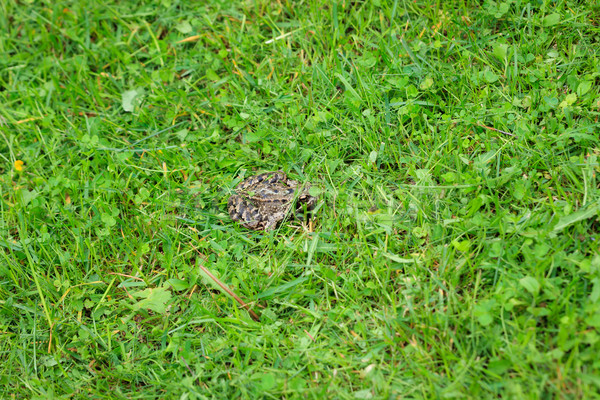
[14, 160, 24, 171]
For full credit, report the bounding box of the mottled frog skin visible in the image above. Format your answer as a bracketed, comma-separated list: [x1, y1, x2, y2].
[228, 171, 316, 230]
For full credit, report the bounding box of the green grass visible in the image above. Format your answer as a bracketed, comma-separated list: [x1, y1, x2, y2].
[1, 0, 600, 398]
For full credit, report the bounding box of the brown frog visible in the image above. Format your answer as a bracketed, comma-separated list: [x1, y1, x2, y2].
[227, 171, 317, 230]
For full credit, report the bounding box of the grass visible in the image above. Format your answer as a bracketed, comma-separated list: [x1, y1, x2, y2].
[1, 0, 600, 398]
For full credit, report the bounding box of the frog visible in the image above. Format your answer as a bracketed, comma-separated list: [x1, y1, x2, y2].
[227, 171, 317, 231]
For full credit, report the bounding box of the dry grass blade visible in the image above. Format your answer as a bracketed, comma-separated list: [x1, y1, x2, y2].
[198, 264, 261, 321]
[476, 123, 517, 138]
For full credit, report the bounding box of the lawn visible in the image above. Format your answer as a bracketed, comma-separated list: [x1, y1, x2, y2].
[1, 0, 600, 398]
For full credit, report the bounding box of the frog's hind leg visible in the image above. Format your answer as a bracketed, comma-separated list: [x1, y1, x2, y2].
[239, 200, 265, 230]
[227, 195, 244, 221]
[243, 207, 264, 230]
